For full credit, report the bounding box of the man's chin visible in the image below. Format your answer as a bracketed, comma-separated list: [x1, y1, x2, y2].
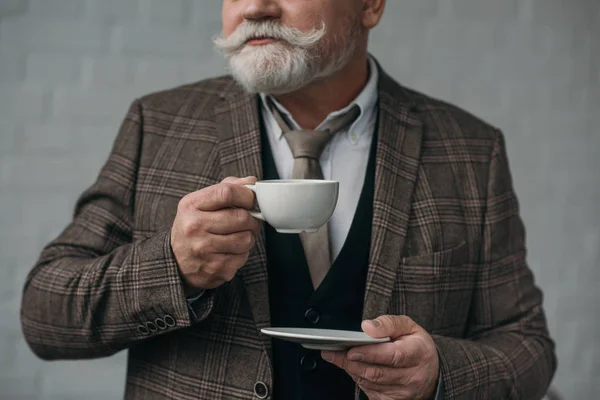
[228, 62, 331, 94]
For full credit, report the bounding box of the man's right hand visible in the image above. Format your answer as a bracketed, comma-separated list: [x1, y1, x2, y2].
[170, 176, 260, 295]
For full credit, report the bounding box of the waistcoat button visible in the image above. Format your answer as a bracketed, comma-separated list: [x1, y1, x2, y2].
[300, 356, 318, 372]
[304, 308, 320, 324]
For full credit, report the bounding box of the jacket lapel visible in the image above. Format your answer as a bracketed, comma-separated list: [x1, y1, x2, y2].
[215, 82, 272, 351]
[362, 69, 424, 320]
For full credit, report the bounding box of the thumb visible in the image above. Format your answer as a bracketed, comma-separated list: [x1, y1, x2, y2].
[361, 315, 418, 340]
[221, 176, 258, 185]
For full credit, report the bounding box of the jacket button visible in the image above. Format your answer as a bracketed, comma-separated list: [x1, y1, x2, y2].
[300, 356, 317, 372]
[155, 318, 167, 330]
[164, 315, 176, 327]
[304, 308, 320, 324]
[137, 325, 149, 335]
[145, 321, 158, 333]
[253, 381, 269, 399]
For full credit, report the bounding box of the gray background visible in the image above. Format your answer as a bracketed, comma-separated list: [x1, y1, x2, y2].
[0, 0, 598, 399]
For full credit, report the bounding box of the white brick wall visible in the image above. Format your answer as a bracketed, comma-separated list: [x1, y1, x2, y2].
[0, 0, 598, 398]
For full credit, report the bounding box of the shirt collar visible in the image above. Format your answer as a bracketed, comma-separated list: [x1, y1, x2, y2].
[260, 56, 379, 144]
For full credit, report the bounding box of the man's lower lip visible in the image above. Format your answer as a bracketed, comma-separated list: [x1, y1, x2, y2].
[246, 38, 278, 46]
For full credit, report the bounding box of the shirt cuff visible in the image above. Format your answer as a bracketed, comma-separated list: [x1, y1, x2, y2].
[186, 289, 206, 305]
[185, 289, 207, 321]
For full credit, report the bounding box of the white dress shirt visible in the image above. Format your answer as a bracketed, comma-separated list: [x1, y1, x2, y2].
[259, 57, 379, 262]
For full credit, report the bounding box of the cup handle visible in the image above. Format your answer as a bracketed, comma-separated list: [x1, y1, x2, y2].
[244, 184, 266, 222]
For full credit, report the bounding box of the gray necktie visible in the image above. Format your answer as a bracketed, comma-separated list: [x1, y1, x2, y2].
[268, 99, 360, 289]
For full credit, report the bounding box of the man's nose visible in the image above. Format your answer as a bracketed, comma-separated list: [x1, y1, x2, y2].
[242, 0, 281, 21]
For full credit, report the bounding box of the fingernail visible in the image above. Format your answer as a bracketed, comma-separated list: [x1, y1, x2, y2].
[348, 353, 363, 361]
[367, 319, 381, 328]
[321, 352, 334, 362]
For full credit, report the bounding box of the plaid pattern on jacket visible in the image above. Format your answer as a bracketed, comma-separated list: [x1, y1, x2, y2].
[21, 66, 556, 399]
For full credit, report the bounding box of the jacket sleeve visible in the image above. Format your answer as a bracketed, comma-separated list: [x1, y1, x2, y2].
[20, 100, 215, 361]
[432, 132, 557, 399]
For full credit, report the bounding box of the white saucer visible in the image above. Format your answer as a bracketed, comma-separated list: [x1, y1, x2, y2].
[260, 327, 390, 351]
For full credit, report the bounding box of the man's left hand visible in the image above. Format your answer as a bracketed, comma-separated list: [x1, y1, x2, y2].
[322, 315, 440, 400]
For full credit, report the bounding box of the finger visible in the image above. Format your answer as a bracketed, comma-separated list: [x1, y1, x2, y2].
[206, 231, 256, 255]
[321, 350, 345, 364]
[349, 373, 391, 391]
[221, 176, 258, 185]
[330, 356, 408, 386]
[362, 315, 418, 340]
[346, 342, 415, 367]
[203, 208, 261, 235]
[185, 183, 256, 211]
[219, 177, 258, 210]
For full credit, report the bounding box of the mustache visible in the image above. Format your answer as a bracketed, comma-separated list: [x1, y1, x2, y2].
[213, 20, 326, 54]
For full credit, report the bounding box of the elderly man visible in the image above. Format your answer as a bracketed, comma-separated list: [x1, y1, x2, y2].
[21, 0, 556, 399]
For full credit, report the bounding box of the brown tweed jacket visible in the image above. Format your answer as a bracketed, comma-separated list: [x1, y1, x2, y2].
[21, 67, 556, 399]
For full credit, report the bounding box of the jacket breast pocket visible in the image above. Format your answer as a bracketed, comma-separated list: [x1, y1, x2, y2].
[394, 241, 476, 336]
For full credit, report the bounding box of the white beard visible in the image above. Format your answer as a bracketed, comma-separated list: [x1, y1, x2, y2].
[214, 20, 360, 94]
[228, 42, 318, 94]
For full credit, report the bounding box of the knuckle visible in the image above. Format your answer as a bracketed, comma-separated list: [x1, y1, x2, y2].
[353, 374, 367, 388]
[398, 371, 413, 386]
[217, 184, 235, 204]
[178, 194, 193, 210]
[379, 315, 395, 327]
[181, 219, 199, 237]
[241, 231, 255, 248]
[397, 316, 411, 326]
[197, 236, 215, 254]
[191, 262, 206, 276]
[201, 262, 215, 276]
[190, 241, 205, 256]
[391, 348, 406, 366]
[205, 257, 224, 275]
[191, 235, 213, 253]
[365, 366, 384, 383]
[181, 191, 207, 211]
[235, 208, 252, 224]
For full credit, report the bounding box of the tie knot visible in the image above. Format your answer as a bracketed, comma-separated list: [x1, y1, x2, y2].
[284, 129, 335, 160]
[267, 99, 361, 161]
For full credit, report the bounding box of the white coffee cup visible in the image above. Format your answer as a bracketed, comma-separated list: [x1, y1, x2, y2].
[244, 180, 339, 234]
